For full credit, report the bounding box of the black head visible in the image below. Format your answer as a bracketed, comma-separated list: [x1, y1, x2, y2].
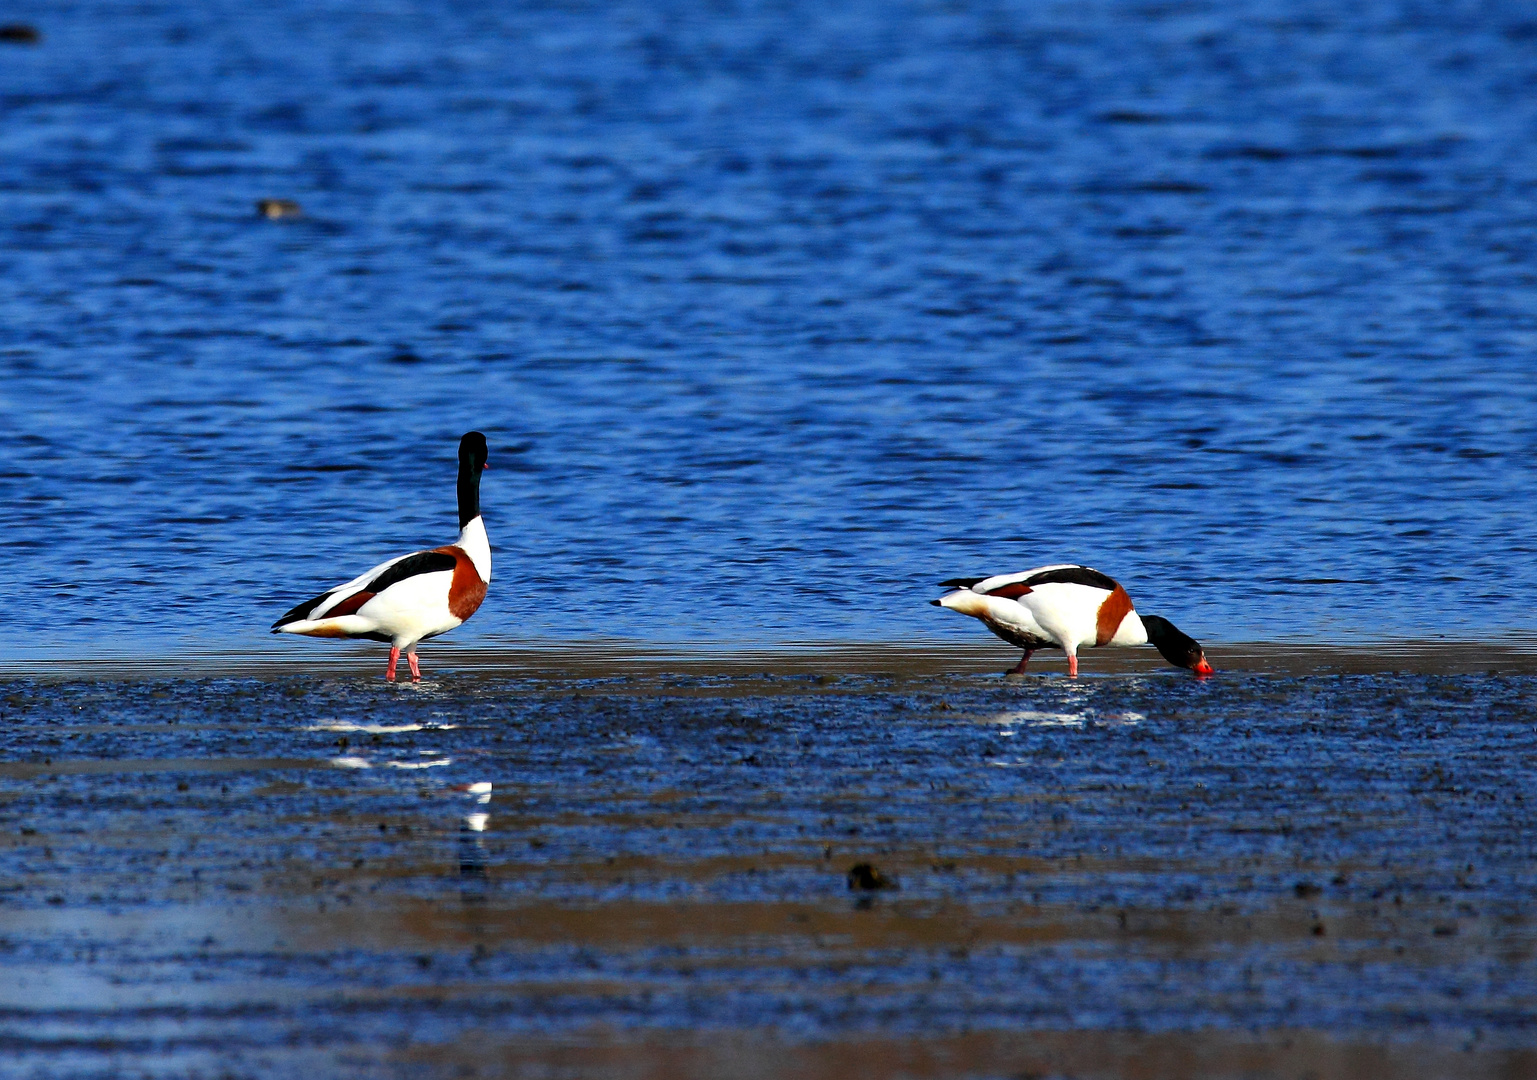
[459, 431, 489, 470]
[1142, 615, 1214, 676]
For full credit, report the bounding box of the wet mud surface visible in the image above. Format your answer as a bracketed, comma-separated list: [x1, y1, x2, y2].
[2, 669, 1536, 1078]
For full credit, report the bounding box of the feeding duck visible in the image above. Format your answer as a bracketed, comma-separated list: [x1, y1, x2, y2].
[271, 431, 491, 682]
[932, 564, 1213, 677]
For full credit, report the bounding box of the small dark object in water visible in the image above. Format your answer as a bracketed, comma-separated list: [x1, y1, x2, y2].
[1294, 881, 1322, 898]
[0, 24, 40, 44]
[256, 198, 302, 220]
[847, 862, 897, 891]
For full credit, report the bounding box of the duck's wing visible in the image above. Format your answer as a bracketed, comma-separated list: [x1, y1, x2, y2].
[1015, 565, 1119, 591]
[271, 550, 459, 630]
[951, 564, 1114, 599]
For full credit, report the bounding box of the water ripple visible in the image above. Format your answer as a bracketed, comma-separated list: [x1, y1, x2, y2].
[1, 0, 1535, 657]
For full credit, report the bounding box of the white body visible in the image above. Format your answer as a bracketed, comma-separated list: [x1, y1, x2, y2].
[276, 516, 491, 651]
[936, 564, 1147, 660]
[1018, 583, 1147, 653]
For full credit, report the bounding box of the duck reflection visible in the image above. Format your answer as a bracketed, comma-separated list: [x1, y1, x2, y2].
[454, 782, 492, 900]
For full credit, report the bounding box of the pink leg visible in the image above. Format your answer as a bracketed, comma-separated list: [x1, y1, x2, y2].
[1067, 653, 1079, 678]
[385, 646, 400, 682]
[407, 651, 421, 682]
[1006, 650, 1033, 675]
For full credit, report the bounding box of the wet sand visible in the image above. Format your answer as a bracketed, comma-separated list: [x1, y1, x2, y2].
[2, 663, 1535, 1077]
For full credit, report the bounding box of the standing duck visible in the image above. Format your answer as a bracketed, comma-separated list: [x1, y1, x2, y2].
[271, 432, 491, 682]
[932, 564, 1213, 677]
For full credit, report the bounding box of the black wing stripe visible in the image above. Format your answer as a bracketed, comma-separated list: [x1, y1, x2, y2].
[939, 577, 985, 588]
[270, 551, 459, 632]
[365, 551, 458, 593]
[1021, 566, 1119, 591]
[272, 588, 339, 631]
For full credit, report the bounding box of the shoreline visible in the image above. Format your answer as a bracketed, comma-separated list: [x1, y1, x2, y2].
[2, 637, 1534, 681]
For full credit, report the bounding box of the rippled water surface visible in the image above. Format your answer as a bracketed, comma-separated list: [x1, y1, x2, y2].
[3, 0, 1537, 658]
[2, 672, 1535, 1077]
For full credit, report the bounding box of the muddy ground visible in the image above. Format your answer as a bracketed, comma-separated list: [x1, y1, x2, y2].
[1, 651, 1534, 1078]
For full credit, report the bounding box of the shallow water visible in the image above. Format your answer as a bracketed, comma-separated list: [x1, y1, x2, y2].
[1, 672, 1535, 1077]
[2, 1, 1537, 659]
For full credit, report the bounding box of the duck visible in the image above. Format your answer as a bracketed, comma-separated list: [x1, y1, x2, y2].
[271, 431, 491, 682]
[931, 564, 1213, 677]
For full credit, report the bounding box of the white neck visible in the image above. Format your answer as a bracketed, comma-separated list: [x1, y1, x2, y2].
[457, 515, 491, 582]
[1110, 610, 1148, 647]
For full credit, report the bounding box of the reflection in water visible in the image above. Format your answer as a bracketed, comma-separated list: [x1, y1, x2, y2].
[309, 720, 457, 734]
[979, 710, 1147, 769]
[980, 710, 1146, 731]
[386, 756, 452, 770]
[327, 753, 454, 770]
[456, 782, 493, 901]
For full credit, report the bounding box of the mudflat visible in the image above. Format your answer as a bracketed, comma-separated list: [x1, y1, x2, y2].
[1, 660, 1534, 1078]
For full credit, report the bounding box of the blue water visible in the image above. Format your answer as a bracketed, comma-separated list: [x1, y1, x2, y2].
[3, 0, 1536, 658]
